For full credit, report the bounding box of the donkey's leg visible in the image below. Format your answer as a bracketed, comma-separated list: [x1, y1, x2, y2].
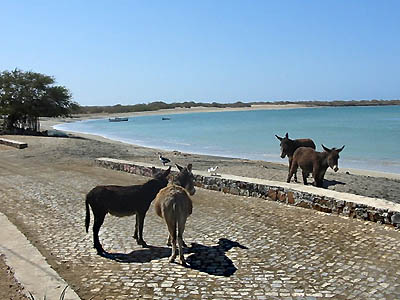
[314, 175, 323, 187]
[166, 234, 172, 246]
[136, 212, 148, 247]
[177, 216, 188, 266]
[313, 168, 325, 187]
[165, 217, 177, 263]
[133, 214, 139, 241]
[92, 213, 106, 255]
[316, 178, 324, 188]
[289, 157, 298, 182]
[302, 171, 308, 185]
[287, 163, 298, 183]
[315, 171, 326, 188]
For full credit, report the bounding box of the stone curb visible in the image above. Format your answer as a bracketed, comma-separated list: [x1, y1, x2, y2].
[95, 158, 400, 228]
[0, 213, 80, 300]
[0, 138, 28, 149]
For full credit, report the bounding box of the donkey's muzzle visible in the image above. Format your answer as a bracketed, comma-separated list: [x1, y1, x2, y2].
[188, 187, 196, 196]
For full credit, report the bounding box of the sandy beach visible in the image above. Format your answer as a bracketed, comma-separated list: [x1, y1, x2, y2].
[35, 105, 400, 204]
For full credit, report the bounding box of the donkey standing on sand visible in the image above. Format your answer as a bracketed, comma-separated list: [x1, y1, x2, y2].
[287, 144, 345, 188]
[154, 163, 196, 266]
[275, 132, 316, 182]
[85, 166, 171, 256]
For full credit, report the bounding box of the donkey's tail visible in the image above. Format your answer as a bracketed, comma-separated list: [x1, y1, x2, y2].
[85, 195, 90, 233]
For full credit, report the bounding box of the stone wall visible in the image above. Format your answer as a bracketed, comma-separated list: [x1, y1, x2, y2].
[95, 158, 400, 228]
[0, 138, 28, 149]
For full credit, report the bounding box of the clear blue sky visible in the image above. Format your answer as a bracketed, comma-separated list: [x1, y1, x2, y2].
[1, 1, 399, 106]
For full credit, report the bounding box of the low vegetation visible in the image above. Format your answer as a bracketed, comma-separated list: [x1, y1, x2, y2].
[75, 99, 400, 115]
[0, 69, 78, 133]
[73, 101, 251, 114]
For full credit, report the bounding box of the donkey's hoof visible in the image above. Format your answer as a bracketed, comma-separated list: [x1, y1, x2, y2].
[180, 259, 187, 267]
[96, 249, 106, 256]
[137, 240, 148, 248]
[169, 256, 176, 263]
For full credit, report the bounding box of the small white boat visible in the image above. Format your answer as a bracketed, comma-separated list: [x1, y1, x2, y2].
[109, 117, 129, 122]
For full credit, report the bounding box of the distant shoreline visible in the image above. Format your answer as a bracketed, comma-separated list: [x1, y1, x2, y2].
[74, 100, 400, 116]
[41, 103, 309, 127]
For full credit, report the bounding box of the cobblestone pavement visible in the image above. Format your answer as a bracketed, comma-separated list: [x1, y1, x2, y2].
[1, 156, 400, 299]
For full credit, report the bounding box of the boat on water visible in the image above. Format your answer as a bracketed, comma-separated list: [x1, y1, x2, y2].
[162, 117, 171, 120]
[109, 117, 129, 122]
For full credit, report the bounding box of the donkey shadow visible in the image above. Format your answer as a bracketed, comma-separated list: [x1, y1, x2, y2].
[101, 246, 172, 263]
[186, 238, 248, 277]
[304, 179, 345, 188]
[100, 238, 247, 276]
[323, 179, 346, 188]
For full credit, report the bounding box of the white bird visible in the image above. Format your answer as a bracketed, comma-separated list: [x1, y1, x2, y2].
[158, 153, 171, 166]
[207, 166, 219, 176]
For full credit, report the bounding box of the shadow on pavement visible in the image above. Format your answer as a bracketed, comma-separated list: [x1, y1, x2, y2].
[101, 246, 171, 263]
[186, 238, 248, 277]
[100, 238, 248, 277]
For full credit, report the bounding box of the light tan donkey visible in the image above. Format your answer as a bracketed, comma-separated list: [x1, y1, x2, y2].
[154, 163, 195, 266]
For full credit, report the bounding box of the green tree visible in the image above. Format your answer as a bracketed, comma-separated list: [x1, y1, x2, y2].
[0, 69, 79, 132]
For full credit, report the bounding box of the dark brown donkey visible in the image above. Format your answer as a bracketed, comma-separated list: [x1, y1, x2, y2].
[275, 132, 316, 182]
[85, 166, 171, 255]
[287, 145, 345, 187]
[154, 163, 196, 266]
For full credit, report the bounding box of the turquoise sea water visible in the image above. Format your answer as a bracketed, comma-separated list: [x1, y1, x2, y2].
[55, 106, 400, 174]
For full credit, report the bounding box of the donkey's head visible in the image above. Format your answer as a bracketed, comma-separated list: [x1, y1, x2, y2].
[321, 145, 345, 172]
[275, 132, 293, 158]
[174, 163, 196, 196]
[151, 166, 171, 187]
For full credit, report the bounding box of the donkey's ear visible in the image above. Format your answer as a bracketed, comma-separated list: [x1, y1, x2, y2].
[187, 163, 193, 172]
[338, 145, 345, 153]
[163, 166, 171, 176]
[175, 164, 183, 171]
[275, 134, 282, 141]
[285, 132, 289, 139]
[151, 167, 157, 175]
[321, 144, 331, 152]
